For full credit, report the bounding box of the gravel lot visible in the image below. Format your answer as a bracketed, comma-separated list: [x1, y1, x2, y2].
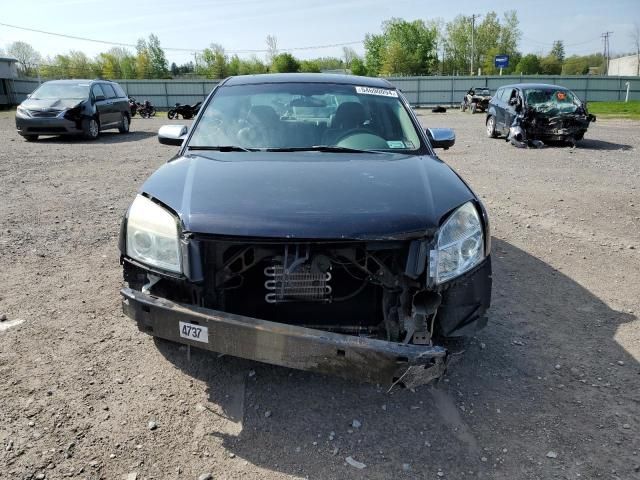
[0, 109, 638, 480]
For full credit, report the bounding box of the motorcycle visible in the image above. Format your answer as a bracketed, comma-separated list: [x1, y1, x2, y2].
[128, 96, 138, 117]
[137, 99, 156, 119]
[167, 101, 202, 120]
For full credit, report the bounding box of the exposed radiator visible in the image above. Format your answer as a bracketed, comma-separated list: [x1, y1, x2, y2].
[264, 264, 332, 304]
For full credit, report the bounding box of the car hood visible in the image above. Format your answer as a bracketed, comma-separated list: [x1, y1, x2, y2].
[140, 151, 475, 240]
[20, 98, 83, 111]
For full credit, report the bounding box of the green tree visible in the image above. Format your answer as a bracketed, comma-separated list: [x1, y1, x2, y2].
[7, 41, 42, 77]
[540, 54, 562, 74]
[514, 54, 541, 74]
[238, 55, 267, 75]
[550, 40, 565, 62]
[364, 18, 438, 76]
[135, 39, 151, 79]
[271, 53, 300, 73]
[202, 43, 228, 79]
[363, 33, 386, 76]
[147, 34, 169, 78]
[311, 57, 344, 70]
[562, 55, 589, 75]
[443, 15, 471, 75]
[300, 60, 321, 73]
[350, 57, 367, 76]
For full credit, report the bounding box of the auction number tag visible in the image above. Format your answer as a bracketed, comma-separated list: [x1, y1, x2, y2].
[355, 86, 398, 97]
[179, 321, 208, 343]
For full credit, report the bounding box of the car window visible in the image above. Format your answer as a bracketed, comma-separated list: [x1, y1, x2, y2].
[190, 82, 423, 152]
[524, 88, 580, 114]
[494, 88, 503, 101]
[30, 82, 90, 100]
[92, 84, 106, 99]
[101, 84, 117, 99]
[498, 88, 509, 102]
[112, 83, 127, 98]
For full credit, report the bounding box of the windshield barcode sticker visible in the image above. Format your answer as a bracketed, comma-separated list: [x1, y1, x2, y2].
[355, 86, 398, 97]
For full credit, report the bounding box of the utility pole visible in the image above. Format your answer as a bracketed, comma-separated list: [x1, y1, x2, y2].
[193, 51, 199, 76]
[470, 14, 482, 76]
[601, 31, 613, 75]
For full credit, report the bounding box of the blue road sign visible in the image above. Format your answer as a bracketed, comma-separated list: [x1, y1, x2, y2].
[495, 55, 510, 68]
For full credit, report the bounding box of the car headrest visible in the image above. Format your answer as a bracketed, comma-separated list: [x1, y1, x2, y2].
[331, 102, 365, 129]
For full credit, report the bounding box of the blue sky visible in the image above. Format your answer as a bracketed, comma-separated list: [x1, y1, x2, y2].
[1, 0, 638, 64]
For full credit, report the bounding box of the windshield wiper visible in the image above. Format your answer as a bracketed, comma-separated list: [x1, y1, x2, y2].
[188, 145, 256, 152]
[266, 145, 380, 154]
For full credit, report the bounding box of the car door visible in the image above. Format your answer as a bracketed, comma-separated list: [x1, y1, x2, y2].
[99, 83, 119, 126]
[111, 83, 130, 119]
[503, 88, 522, 131]
[491, 88, 505, 129]
[91, 84, 111, 127]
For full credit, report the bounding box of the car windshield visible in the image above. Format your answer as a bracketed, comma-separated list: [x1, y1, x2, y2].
[31, 83, 90, 100]
[524, 88, 580, 114]
[189, 82, 423, 152]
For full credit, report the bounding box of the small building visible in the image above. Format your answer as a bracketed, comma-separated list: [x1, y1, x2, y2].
[0, 56, 19, 107]
[608, 54, 640, 76]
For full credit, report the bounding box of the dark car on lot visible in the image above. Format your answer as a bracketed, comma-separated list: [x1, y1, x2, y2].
[485, 83, 595, 144]
[119, 73, 492, 387]
[15, 79, 131, 141]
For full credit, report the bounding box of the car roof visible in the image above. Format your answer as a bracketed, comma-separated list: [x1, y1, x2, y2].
[222, 73, 395, 88]
[498, 83, 569, 90]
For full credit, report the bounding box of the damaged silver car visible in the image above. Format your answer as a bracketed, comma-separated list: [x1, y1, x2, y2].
[486, 83, 596, 147]
[119, 74, 492, 387]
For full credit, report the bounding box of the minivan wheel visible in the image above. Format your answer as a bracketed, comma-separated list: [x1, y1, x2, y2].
[22, 134, 39, 142]
[83, 118, 100, 139]
[486, 115, 497, 138]
[118, 114, 130, 133]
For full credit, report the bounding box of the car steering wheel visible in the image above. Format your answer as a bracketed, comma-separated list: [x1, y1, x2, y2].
[333, 128, 382, 144]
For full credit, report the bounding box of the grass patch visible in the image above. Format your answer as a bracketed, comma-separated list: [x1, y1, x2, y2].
[588, 101, 640, 119]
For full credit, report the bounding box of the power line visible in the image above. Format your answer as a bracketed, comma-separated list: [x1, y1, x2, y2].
[0, 21, 362, 54]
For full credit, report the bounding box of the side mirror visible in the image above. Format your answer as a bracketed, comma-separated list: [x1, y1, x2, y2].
[94, 94, 105, 102]
[158, 124, 188, 146]
[426, 128, 455, 150]
[508, 97, 518, 106]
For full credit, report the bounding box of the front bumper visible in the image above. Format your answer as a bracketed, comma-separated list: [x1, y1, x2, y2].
[121, 288, 448, 386]
[15, 115, 82, 136]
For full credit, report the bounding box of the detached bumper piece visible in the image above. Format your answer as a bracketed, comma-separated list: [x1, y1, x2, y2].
[121, 288, 447, 386]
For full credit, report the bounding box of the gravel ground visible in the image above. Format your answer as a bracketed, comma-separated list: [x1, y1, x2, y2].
[0, 109, 638, 480]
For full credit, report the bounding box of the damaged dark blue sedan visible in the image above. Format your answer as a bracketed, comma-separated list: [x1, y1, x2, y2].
[119, 74, 492, 387]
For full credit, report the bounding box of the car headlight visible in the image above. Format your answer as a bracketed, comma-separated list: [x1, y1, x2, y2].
[126, 195, 181, 273]
[16, 106, 31, 117]
[431, 202, 485, 284]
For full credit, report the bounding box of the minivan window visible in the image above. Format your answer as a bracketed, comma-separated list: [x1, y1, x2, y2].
[112, 84, 126, 98]
[92, 84, 105, 99]
[101, 84, 117, 99]
[30, 82, 90, 100]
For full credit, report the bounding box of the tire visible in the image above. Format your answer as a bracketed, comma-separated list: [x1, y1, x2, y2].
[22, 134, 38, 142]
[82, 117, 100, 140]
[574, 131, 585, 141]
[118, 114, 130, 133]
[149, 107, 156, 117]
[470, 102, 477, 114]
[486, 115, 498, 138]
[167, 109, 177, 120]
